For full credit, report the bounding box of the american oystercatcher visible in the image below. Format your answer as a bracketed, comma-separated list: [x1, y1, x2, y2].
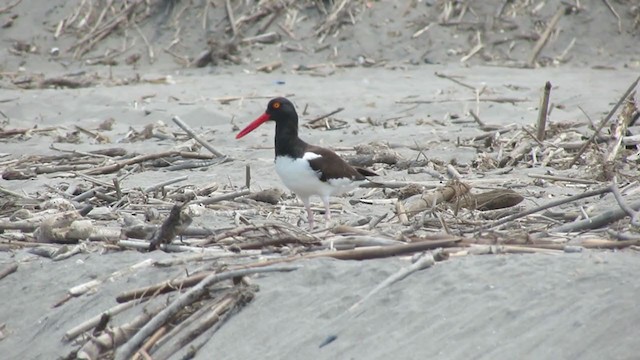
[236, 97, 377, 229]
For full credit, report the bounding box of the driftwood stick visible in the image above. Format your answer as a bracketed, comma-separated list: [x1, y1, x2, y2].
[64, 300, 144, 342]
[77, 303, 165, 360]
[536, 81, 552, 141]
[610, 183, 640, 226]
[359, 180, 439, 189]
[607, 230, 640, 241]
[225, 0, 237, 37]
[197, 189, 250, 205]
[395, 201, 410, 226]
[0, 0, 23, 14]
[0, 220, 40, 232]
[150, 300, 213, 351]
[527, 173, 597, 184]
[348, 251, 437, 312]
[245, 164, 251, 189]
[434, 72, 475, 90]
[0, 262, 18, 280]
[85, 151, 215, 175]
[528, 7, 565, 67]
[305, 238, 459, 261]
[0, 126, 58, 137]
[0, 186, 30, 199]
[114, 265, 299, 360]
[172, 116, 226, 158]
[547, 198, 640, 233]
[213, 93, 295, 104]
[581, 239, 640, 249]
[472, 186, 613, 232]
[118, 240, 242, 254]
[603, 91, 635, 175]
[116, 273, 210, 304]
[151, 293, 242, 360]
[396, 97, 527, 105]
[569, 75, 640, 167]
[601, 0, 622, 33]
[143, 176, 188, 193]
[115, 259, 288, 303]
[321, 235, 404, 250]
[307, 107, 345, 123]
[135, 325, 168, 360]
[166, 297, 238, 359]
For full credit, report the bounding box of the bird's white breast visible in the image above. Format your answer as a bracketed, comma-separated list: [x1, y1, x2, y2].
[274, 153, 359, 199]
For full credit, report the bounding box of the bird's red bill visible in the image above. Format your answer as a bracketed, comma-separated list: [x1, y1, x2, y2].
[235, 113, 271, 139]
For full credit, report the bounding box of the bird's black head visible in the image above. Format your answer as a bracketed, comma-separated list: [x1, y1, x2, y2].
[265, 97, 297, 120]
[236, 97, 298, 139]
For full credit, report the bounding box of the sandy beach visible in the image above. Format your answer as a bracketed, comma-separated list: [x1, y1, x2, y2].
[1, 1, 639, 359]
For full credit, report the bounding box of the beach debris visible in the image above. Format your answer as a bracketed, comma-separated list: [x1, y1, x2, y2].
[0, 2, 639, 358]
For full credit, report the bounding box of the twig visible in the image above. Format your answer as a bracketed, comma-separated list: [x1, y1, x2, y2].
[151, 293, 243, 360]
[348, 251, 437, 312]
[197, 189, 250, 205]
[225, 0, 237, 38]
[136, 326, 167, 360]
[411, 23, 432, 38]
[434, 72, 475, 90]
[0, 126, 58, 137]
[610, 180, 640, 226]
[520, 125, 545, 148]
[143, 176, 189, 193]
[548, 198, 640, 233]
[601, 0, 622, 34]
[306, 107, 345, 123]
[241, 32, 281, 44]
[305, 238, 460, 261]
[396, 97, 527, 105]
[114, 265, 300, 360]
[172, 116, 226, 158]
[64, 300, 144, 342]
[395, 201, 409, 226]
[0, 186, 30, 199]
[256, 61, 282, 73]
[245, 164, 251, 189]
[528, 7, 565, 67]
[468, 109, 486, 128]
[526, 173, 597, 185]
[134, 23, 155, 64]
[569, 75, 640, 167]
[446, 165, 462, 180]
[0, 0, 23, 14]
[536, 81, 552, 141]
[256, 8, 282, 35]
[469, 186, 613, 232]
[460, 31, 484, 63]
[85, 151, 215, 175]
[359, 180, 439, 189]
[77, 303, 165, 360]
[213, 93, 295, 104]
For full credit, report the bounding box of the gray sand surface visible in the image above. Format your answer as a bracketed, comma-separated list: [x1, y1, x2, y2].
[1, 1, 639, 359]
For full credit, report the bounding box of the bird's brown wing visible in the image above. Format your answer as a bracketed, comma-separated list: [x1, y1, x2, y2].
[306, 145, 377, 182]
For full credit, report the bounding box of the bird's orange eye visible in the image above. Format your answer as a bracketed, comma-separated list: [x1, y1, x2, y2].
[273, 102, 281, 109]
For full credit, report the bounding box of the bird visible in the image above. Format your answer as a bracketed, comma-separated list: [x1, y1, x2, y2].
[236, 97, 377, 229]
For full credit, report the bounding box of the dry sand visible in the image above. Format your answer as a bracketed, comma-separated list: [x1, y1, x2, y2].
[1, 1, 640, 359]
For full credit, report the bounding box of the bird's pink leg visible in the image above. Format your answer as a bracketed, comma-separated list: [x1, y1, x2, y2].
[301, 197, 314, 229]
[322, 195, 331, 227]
